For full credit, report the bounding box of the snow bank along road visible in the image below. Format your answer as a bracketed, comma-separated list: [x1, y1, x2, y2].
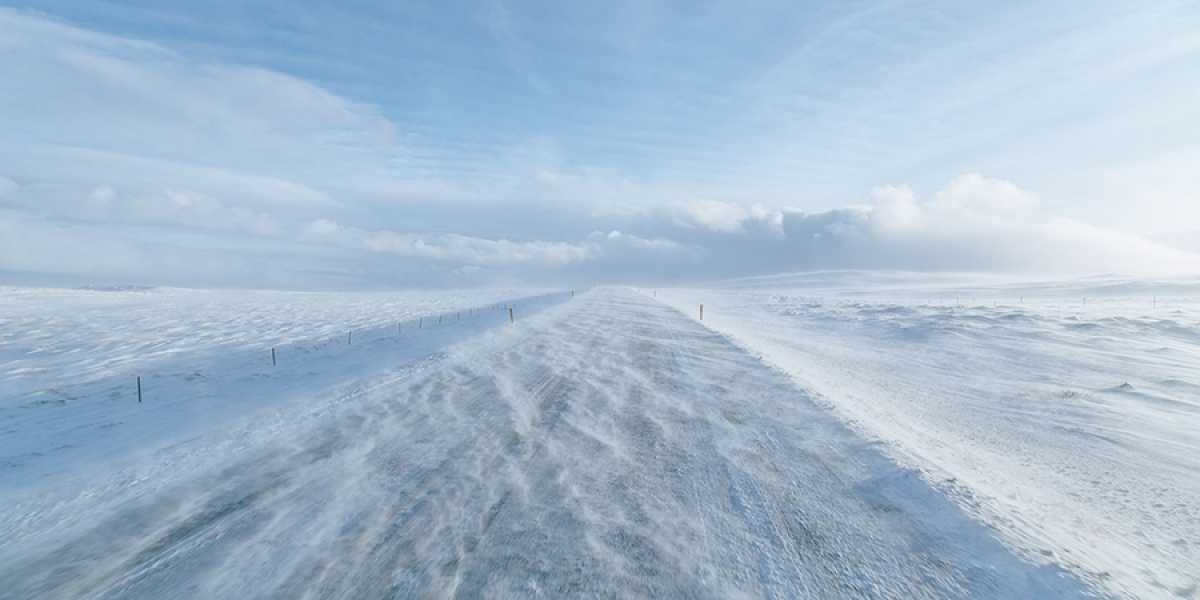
[656, 273, 1200, 599]
[0, 288, 1093, 598]
[0, 287, 562, 489]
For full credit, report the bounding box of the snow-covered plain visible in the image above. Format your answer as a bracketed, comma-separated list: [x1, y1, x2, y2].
[0, 288, 1092, 598]
[0, 285, 562, 487]
[655, 272, 1200, 599]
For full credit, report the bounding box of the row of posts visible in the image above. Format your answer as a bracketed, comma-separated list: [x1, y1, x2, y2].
[128, 292, 586, 402]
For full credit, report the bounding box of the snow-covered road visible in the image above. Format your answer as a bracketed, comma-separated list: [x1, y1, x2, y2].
[0, 289, 1092, 598]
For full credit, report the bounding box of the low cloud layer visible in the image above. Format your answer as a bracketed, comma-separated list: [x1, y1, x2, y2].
[1, 8, 1196, 289]
[4, 168, 1195, 288]
[769, 174, 1198, 276]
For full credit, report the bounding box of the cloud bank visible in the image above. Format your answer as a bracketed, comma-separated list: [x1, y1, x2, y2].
[1, 8, 1196, 288]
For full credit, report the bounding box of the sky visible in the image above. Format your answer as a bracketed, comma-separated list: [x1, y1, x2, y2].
[1, 0, 1198, 288]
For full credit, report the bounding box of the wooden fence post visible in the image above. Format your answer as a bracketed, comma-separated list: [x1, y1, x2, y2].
[272, 347, 276, 366]
[509, 306, 514, 324]
[137, 376, 142, 403]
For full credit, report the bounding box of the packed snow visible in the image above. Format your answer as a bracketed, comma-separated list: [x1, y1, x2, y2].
[654, 272, 1200, 599]
[0, 287, 1094, 598]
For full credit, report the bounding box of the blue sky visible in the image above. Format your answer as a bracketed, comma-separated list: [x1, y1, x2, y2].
[1, 1, 1197, 288]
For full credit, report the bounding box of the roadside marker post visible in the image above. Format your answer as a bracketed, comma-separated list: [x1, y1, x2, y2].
[509, 306, 514, 324]
[700, 304, 704, 321]
[137, 376, 142, 403]
[272, 347, 276, 366]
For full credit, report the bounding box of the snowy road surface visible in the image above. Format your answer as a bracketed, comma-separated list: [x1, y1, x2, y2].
[0, 289, 1092, 598]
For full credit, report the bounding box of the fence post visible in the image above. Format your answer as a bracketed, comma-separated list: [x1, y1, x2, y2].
[348, 331, 352, 345]
[700, 304, 704, 320]
[419, 317, 423, 328]
[272, 347, 276, 366]
[137, 376, 142, 403]
[508, 306, 514, 324]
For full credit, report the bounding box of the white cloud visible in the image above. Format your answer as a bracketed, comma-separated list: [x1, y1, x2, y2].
[302, 219, 595, 266]
[0, 7, 385, 245]
[780, 174, 1200, 275]
[932, 173, 1040, 218]
[869, 184, 921, 230]
[296, 219, 692, 270]
[596, 230, 681, 251]
[672, 199, 785, 235]
[675, 200, 752, 233]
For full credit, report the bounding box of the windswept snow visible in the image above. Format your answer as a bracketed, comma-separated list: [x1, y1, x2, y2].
[1, 286, 553, 400]
[0, 285, 563, 488]
[655, 272, 1200, 599]
[0, 289, 1091, 598]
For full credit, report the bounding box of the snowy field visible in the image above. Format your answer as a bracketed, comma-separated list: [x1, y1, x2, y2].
[654, 272, 1200, 599]
[0, 285, 563, 487]
[0, 288, 1091, 599]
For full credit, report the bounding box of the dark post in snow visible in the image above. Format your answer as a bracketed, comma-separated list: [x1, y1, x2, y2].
[700, 304, 704, 321]
[398, 323, 402, 336]
[272, 347, 276, 366]
[137, 376, 142, 403]
[419, 317, 423, 329]
[508, 306, 514, 324]
[348, 331, 352, 345]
